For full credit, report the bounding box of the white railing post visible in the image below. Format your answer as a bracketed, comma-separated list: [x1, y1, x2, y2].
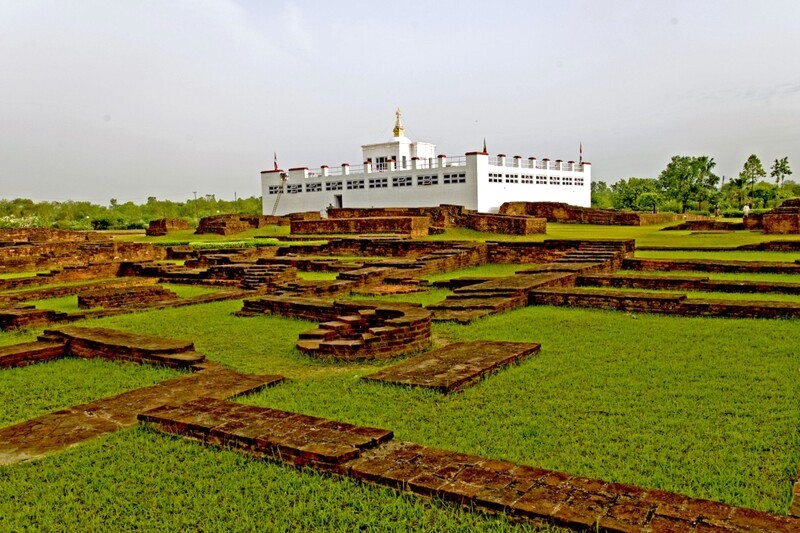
[342, 163, 350, 176]
[411, 157, 420, 170]
[388, 159, 396, 171]
[321, 165, 329, 177]
[514, 155, 522, 168]
[497, 154, 507, 167]
[364, 161, 372, 174]
[528, 157, 536, 169]
[438, 154, 447, 168]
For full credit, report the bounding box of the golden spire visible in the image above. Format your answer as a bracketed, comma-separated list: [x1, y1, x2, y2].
[393, 107, 404, 137]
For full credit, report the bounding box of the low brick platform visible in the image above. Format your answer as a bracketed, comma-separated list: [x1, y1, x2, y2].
[363, 341, 541, 393]
[77, 285, 179, 309]
[623, 258, 800, 274]
[0, 364, 282, 465]
[0, 307, 69, 331]
[42, 326, 205, 368]
[530, 287, 800, 319]
[140, 398, 800, 532]
[429, 272, 575, 323]
[0, 341, 66, 369]
[578, 273, 800, 295]
[139, 397, 392, 469]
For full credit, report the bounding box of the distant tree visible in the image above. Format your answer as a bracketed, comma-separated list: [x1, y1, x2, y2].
[739, 154, 766, 198]
[656, 155, 719, 213]
[591, 181, 614, 209]
[610, 177, 659, 210]
[770, 157, 792, 185]
[636, 191, 663, 213]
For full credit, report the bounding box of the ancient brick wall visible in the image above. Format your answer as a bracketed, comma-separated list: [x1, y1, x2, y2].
[78, 285, 178, 309]
[146, 218, 191, 236]
[0, 228, 104, 243]
[291, 217, 430, 238]
[0, 242, 165, 273]
[461, 213, 545, 235]
[499, 202, 704, 226]
[327, 205, 464, 228]
[195, 214, 300, 235]
[0, 262, 124, 291]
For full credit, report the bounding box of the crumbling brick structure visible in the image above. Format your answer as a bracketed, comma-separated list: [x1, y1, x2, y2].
[146, 218, 191, 236]
[77, 285, 179, 309]
[499, 201, 703, 226]
[291, 217, 431, 238]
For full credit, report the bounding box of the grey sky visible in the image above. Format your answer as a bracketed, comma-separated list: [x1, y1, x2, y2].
[1, 1, 798, 203]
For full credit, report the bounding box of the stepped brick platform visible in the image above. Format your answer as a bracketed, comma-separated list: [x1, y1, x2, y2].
[429, 272, 575, 323]
[530, 287, 800, 319]
[624, 258, 800, 274]
[0, 341, 66, 369]
[41, 326, 205, 369]
[139, 397, 392, 469]
[140, 398, 800, 532]
[238, 296, 432, 361]
[77, 285, 179, 309]
[363, 341, 541, 393]
[578, 273, 800, 295]
[0, 364, 282, 465]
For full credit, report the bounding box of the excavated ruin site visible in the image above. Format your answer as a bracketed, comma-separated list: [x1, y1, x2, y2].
[3, 202, 800, 531]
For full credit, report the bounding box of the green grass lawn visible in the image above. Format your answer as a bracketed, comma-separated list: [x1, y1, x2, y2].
[635, 250, 800, 262]
[423, 262, 531, 282]
[423, 223, 800, 248]
[296, 271, 340, 281]
[0, 270, 49, 280]
[615, 270, 800, 283]
[2, 299, 799, 519]
[4, 223, 800, 528]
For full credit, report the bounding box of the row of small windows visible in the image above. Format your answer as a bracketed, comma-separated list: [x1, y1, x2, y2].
[266, 174, 585, 194]
[267, 176, 466, 194]
[443, 173, 466, 184]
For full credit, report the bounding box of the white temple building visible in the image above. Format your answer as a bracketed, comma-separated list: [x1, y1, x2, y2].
[262, 110, 591, 216]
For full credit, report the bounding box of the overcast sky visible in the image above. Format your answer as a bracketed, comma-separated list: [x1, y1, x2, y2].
[1, 1, 798, 204]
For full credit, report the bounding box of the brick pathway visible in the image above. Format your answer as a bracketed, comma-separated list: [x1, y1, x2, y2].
[140, 398, 800, 532]
[363, 341, 541, 393]
[0, 364, 282, 465]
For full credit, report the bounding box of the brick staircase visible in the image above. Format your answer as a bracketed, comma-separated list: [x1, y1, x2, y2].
[552, 240, 629, 271]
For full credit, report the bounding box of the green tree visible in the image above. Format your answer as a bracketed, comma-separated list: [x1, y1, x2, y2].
[610, 177, 659, 210]
[591, 181, 614, 209]
[656, 155, 719, 213]
[770, 157, 792, 185]
[739, 154, 766, 198]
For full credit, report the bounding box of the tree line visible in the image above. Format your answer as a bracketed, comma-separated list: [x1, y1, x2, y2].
[0, 195, 262, 230]
[592, 155, 796, 215]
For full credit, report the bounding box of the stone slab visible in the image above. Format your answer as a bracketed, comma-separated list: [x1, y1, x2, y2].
[362, 341, 541, 393]
[0, 364, 282, 465]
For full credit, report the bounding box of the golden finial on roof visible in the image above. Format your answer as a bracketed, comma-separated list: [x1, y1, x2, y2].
[393, 107, 404, 138]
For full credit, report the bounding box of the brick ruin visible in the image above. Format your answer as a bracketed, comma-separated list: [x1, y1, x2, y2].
[77, 285, 178, 309]
[195, 212, 320, 235]
[145, 218, 191, 236]
[291, 216, 432, 238]
[3, 225, 800, 530]
[322, 205, 547, 236]
[499, 201, 705, 226]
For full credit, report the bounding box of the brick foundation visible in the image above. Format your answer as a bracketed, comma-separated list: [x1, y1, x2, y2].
[77, 285, 179, 309]
[146, 218, 191, 236]
[499, 202, 705, 226]
[291, 217, 431, 238]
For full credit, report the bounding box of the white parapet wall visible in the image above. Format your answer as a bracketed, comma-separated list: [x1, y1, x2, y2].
[262, 152, 590, 216]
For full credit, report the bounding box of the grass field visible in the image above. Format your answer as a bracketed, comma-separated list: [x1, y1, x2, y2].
[2, 225, 800, 529]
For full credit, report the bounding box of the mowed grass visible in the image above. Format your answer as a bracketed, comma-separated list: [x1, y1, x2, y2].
[635, 250, 800, 262]
[424, 262, 531, 282]
[615, 270, 800, 283]
[0, 426, 553, 532]
[0, 357, 181, 427]
[3, 300, 799, 515]
[423, 223, 800, 248]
